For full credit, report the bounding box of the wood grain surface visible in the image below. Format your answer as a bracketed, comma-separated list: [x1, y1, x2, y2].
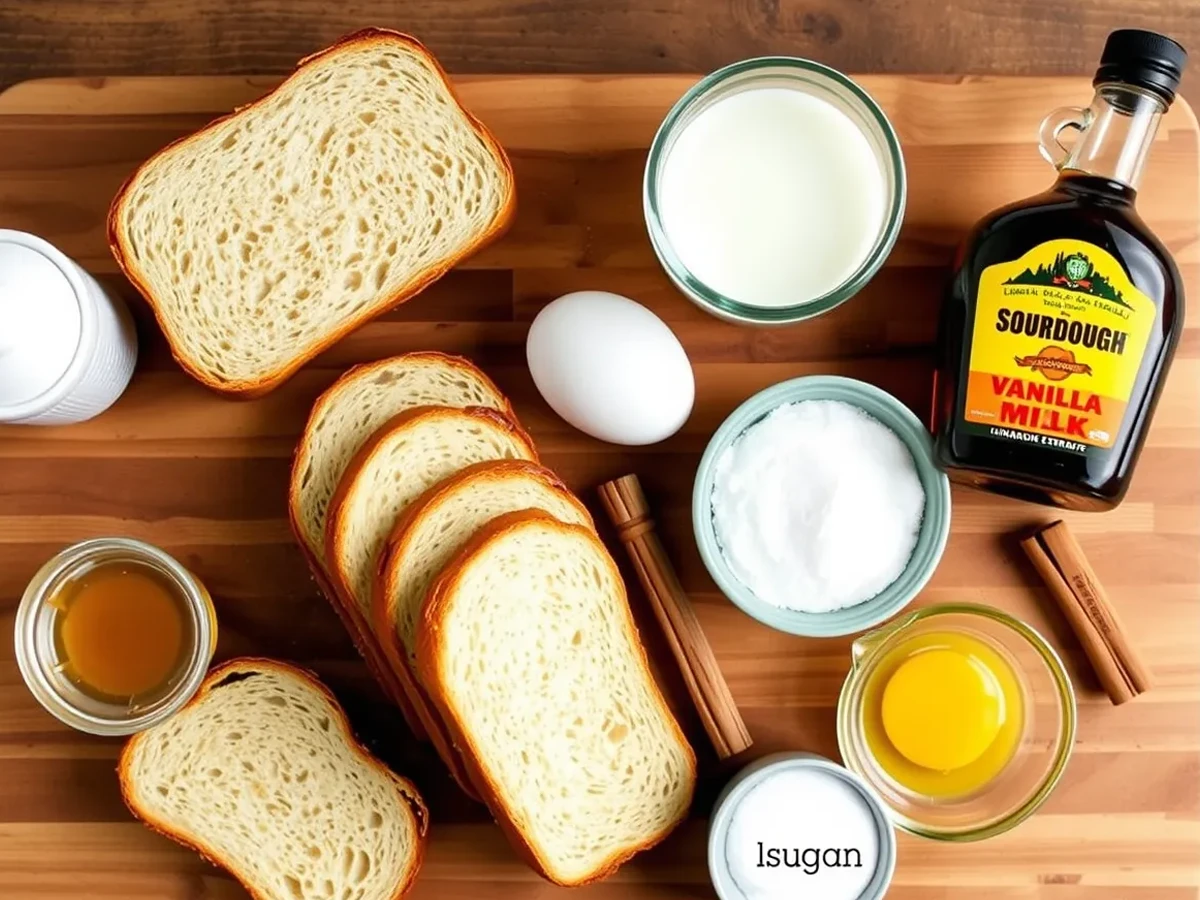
[1, 71, 1199, 899]
[0, 0, 1199, 90]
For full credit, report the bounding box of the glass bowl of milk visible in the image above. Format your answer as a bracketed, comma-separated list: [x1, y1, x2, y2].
[645, 58, 905, 324]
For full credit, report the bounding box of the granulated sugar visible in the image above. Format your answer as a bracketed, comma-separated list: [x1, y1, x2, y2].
[711, 400, 924, 612]
[725, 766, 882, 900]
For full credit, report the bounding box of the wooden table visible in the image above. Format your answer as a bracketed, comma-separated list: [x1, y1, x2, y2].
[1, 67, 1199, 899]
[0, 0, 1199, 88]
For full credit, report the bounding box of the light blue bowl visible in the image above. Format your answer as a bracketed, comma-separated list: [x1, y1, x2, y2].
[708, 752, 896, 900]
[693, 375, 951, 637]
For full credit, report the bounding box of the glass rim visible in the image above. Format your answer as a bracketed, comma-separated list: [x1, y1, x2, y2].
[836, 602, 1078, 842]
[14, 537, 215, 736]
[643, 56, 907, 324]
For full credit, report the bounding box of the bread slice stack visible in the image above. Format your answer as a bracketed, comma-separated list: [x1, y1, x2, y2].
[289, 352, 514, 739]
[289, 351, 695, 884]
[108, 29, 514, 397]
[120, 658, 427, 900]
[377, 460, 594, 677]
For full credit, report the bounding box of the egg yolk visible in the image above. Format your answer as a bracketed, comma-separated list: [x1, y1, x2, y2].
[881, 648, 1005, 771]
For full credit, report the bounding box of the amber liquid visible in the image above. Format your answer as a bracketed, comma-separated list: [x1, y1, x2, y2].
[51, 559, 191, 703]
[934, 174, 1183, 509]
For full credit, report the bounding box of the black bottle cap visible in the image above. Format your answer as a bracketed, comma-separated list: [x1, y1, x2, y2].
[1094, 29, 1188, 106]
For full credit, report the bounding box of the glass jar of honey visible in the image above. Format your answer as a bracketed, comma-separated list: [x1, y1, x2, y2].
[15, 537, 217, 735]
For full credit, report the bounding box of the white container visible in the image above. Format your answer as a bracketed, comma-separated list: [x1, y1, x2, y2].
[0, 230, 137, 424]
[708, 752, 896, 900]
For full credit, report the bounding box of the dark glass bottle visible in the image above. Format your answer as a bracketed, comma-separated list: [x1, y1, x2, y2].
[934, 30, 1188, 510]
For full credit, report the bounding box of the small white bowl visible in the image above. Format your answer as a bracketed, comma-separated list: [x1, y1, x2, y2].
[708, 752, 896, 900]
[693, 375, 951, 637]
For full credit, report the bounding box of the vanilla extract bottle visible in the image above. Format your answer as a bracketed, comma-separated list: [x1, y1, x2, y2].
[934, 30, 1188, 510]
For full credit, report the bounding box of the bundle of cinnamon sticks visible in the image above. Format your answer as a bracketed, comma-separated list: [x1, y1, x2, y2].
[1021, 520, 1152, 705]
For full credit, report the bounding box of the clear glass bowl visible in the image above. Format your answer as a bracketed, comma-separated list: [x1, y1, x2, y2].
[14, 537, 217, 735]
[837, 604, 1077, 841]
[644, 57, 906, 324]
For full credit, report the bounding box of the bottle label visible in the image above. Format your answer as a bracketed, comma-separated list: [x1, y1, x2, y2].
[964, 239, 1155, 452]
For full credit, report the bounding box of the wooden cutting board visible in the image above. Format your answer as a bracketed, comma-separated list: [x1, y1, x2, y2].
[0, 73, 1198, 900]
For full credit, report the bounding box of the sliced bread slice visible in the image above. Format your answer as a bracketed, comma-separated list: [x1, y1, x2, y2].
[288, 352, 512, 739]
[417, 512, 696, 886]
[108, 29, 515, 396]
[290, 353, 513, 573]
[119, 658, 428, 900]
[376, 460, 593, 676]
[326, 407, 538, 617]
[326, 407, 537, 796]
[372, 460, 592, 799]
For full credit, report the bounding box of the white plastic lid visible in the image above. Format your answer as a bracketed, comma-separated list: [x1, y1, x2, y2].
[0, 239, 82, 409]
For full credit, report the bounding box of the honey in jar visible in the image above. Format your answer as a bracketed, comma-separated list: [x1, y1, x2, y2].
[51, 558, 191, 702]
[934, 30, 1188, 509]
[16, 538, 216, 735]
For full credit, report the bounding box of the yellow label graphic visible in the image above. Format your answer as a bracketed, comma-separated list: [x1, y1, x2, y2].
[965, 239, 1154, 451]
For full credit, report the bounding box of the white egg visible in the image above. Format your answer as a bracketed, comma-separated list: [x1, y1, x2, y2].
[526, 291, 695, 446]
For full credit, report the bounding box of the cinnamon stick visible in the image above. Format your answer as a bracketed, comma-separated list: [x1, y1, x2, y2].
[598, 474, 753, 759]
[1020, 519, 1152, 705]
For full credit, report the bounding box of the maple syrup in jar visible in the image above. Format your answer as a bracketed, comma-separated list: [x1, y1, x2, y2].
[935, 30, 1188, 510]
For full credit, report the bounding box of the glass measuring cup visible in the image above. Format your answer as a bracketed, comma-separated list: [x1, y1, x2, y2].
[837, 603, 1076, 841]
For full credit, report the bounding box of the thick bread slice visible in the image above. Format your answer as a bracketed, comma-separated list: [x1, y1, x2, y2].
[376, 460, 594, 675]
[326, 407, 537, 796]
[327, 407, 538, 618]
[290, 353, 513, 573]
[288, 352, 512, 739]
[108, 29, 515, 396]
[372, 461, 592, 800]
[119, 658, 428, 900]
[418, 512, 696, 886]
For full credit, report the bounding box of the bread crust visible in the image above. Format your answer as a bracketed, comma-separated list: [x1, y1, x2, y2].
[118, 657, 429, 900]
[372, 460, 593, 806]
[416, 512, 697, 886]
[288, 352, 516, 562]
[293, 530, 428, 741]
[325, 406, 537, 797]
[106, 29, 516, 398]
[286, 352, 516, 743]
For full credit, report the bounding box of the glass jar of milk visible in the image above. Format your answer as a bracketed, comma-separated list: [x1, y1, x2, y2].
[644, 58, 905, 324]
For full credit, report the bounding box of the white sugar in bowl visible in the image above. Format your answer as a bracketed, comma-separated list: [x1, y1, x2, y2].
[526, 291, 695, 445]
[0, 230, 137, 425]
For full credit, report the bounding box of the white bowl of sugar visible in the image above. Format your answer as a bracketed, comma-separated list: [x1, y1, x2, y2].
[693, 375, 951, 637]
